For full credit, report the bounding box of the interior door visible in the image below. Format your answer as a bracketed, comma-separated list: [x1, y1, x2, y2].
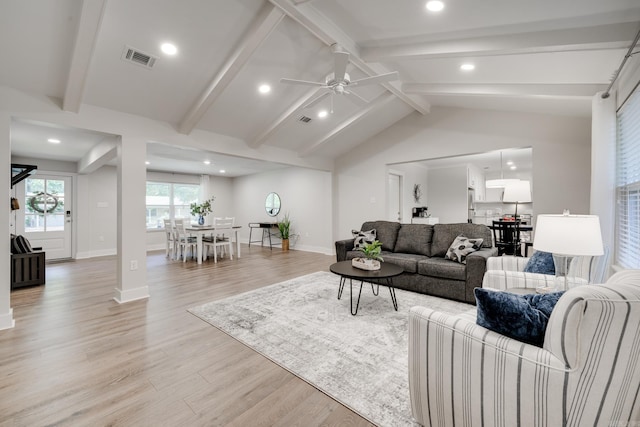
[16, 175, 73, 260]
[388, 173, 402, 222]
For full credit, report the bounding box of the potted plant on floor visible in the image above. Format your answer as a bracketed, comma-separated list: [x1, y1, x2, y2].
[278, 213, 291, 251]
[190, 197, 215, 225]
[352, 240, 383, 270]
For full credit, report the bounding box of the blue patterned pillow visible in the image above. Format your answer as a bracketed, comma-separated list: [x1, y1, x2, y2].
[474, 288, 565, 347]
[524, 251, 555, 275]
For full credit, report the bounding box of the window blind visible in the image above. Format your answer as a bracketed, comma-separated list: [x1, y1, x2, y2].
[616, 88, 640, 269]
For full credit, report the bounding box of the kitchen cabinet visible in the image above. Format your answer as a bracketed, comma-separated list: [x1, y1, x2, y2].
[411, 217, 439, 225]
[467, 164, 485, 201]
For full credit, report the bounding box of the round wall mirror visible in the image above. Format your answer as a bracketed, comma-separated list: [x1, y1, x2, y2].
[265, 192, 281, 217]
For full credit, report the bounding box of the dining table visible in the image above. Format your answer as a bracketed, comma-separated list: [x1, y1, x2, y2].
[185, 225, 242, 264]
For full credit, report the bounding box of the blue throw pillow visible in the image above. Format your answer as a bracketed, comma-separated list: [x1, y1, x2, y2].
[523, 251, 555, 275]
[474, 288, 565, 347]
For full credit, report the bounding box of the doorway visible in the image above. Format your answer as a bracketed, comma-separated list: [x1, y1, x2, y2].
[15, 174, 73, 260]
[387, 172, 402, 222]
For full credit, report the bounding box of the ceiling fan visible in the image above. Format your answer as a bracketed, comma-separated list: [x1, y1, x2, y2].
[280, 44, 399, 113]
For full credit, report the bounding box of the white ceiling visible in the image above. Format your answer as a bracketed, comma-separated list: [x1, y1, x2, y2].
[3, 0, 639, 175]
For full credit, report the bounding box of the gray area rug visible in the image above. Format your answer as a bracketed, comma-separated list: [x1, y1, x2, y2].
[188, 271, 474, 426]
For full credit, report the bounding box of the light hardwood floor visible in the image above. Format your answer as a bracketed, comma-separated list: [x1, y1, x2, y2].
[1, 245, 375, 426]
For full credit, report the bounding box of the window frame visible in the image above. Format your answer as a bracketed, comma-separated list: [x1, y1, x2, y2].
[145, 181, 200, 230]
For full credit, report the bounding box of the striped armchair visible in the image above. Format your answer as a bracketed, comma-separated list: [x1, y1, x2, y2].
[409, 269, 640, 426]
[481, 255, 598, 291]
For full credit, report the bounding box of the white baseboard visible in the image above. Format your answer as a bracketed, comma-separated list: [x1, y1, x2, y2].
[113, 286, 150, 304]
[75, 249, 117, 259]
[0, 308, 15, 330]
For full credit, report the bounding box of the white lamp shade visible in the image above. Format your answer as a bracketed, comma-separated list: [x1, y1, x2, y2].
[502, 180, 532, 203]
[533, 214, 604, 256]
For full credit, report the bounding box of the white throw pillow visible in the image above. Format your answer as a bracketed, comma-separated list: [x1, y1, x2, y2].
[445, 235, 483, 264]
[352, 229, 376, 249]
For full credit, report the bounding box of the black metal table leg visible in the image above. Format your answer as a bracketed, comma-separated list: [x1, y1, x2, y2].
[371, 281, 380, 296]
[337, 276, 346, 299]
[387, 278, 398, 311]
[350, 279, 364, 315]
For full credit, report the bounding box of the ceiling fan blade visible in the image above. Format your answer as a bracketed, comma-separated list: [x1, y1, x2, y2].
[346, 90, 369, 106]
[303, 91, 331, 109]
[350, 71, 399, 87]
[280, 78, 326, 87]
[333, 51, 349, 82]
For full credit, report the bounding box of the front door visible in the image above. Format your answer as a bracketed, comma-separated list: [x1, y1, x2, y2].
[16, 175, 73, 260]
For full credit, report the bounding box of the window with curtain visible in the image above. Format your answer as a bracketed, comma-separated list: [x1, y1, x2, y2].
[146, 182, 199, 229]
[616, 88, 640, 269]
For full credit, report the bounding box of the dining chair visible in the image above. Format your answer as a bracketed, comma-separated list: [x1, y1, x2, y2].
[492, 220, 522, 256]
[174, 219, 197, 262]
[203, 217, 234, 263]
[163, 219, 175, 259]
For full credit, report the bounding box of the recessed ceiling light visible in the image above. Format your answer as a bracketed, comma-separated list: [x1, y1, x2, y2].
[219, 170, 226, 174]
[258, 84, 271, 94]
[161, 43, 177, 55]
[318, 110, 328, 118]
[426, 1, 444, 12]
[510, 166, 517, 170]
[460, 63, 475, 71]
[145, 161, 150, 165]
[47, 138, 61, 144]
[506, 161, 514, 165]
[204, 160, 211, 165]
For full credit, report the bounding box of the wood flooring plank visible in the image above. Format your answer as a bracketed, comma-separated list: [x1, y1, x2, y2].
[0, 246, 374, 426]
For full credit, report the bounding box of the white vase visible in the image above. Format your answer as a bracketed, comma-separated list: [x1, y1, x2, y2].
[351, 257, 381, 271]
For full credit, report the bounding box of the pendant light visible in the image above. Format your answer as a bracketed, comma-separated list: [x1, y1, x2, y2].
[485, 151, 520, 188]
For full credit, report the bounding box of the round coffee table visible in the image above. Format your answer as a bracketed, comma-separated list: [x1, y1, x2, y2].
[329, 260, 403, 315]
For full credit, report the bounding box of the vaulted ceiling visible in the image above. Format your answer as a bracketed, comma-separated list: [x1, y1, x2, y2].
[3, 0, 639, 175]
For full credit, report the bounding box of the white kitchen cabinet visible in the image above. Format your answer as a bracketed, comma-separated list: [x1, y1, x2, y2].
[411, 217, 439, 225]
[467, 164, 485, 201]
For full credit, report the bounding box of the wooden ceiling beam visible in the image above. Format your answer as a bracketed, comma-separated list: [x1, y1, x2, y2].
[178, 4, 285, 134]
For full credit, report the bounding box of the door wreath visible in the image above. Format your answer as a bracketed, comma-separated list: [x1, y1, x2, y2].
[28, 192, 59, 214]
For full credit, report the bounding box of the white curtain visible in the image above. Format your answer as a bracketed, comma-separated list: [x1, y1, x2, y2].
[590, 91, 616, 278]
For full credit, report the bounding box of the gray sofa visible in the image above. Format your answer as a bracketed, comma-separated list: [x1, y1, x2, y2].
[335, 221, 498, 304]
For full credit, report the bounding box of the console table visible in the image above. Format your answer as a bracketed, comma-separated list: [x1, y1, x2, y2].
[248, 222, 279, 249]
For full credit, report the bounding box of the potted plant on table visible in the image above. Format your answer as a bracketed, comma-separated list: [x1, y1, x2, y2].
[190, 197, 215, 225]
[352, 240, 384, 270]
[278, 213, 291, 251]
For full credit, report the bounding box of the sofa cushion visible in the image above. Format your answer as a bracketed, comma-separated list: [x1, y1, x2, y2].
[418, 257, 466, 281]
[431, 223, 493, 257]
[352, 228, 376, 249]
[474, 288, 565, 347]
[394, 224, 433, 256]
[361, 221, 401, 252]
[445, 235, 483, 264]
[380, 252, 428, 274]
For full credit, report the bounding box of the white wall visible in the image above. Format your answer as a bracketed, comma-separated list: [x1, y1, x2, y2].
[387, 162, 428, 223]
[232, 167, 333, 254]
[427, 165, 468, 223]
[335, 106, 592, 238]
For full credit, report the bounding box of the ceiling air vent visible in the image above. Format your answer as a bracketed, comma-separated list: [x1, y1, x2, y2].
[298, 115, 312, 123]
[121, 45, 157, 69]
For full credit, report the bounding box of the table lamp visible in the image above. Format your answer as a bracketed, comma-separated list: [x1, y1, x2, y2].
[533, 211, 604, 291]
[502, 180, 531, 218]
